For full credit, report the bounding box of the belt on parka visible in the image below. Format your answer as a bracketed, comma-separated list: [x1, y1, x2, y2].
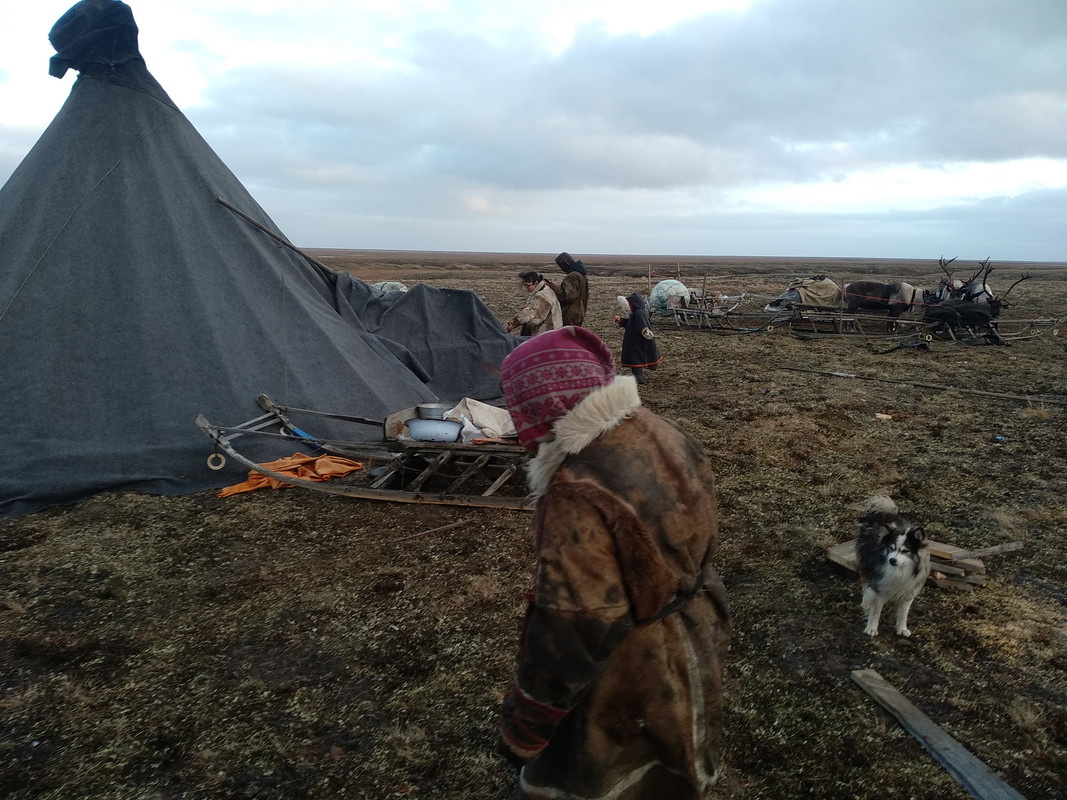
[648, 565, 710, 623]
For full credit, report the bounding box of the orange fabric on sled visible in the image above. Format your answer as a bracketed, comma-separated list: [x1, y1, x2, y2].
[218, 452, 363, 497]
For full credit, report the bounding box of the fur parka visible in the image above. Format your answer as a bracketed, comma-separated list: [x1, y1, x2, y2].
[499, 376, 730, 799]
[547, 265, 589, 326]
[508, 280, 563, 336]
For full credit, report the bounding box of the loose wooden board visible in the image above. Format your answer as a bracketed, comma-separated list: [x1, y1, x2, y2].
[928, 575, 975, 592]
[851, 669, 1025, 800]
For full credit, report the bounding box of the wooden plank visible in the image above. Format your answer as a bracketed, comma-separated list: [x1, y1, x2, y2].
[444, 453, 492, 494]
[930, 559, 968, 577]
[404, 451, 455, 492]
[826, 541, 858, 571]
[482, 461, 520, 497]
[851, 669, 1026, 800]
[953, 557, 987, 574]
[955, 542, 1024, 559]
[933, 570, 986, 586]
[928, 540, 972, 561]
[370, 454, 408, 489]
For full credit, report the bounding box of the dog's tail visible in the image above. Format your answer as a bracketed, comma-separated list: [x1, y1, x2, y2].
[865, 495, 898, 515]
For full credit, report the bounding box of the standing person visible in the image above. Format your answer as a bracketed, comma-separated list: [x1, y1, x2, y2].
[506, 271, 563, 336]
[496, 326, 730, 800]
[614, 292, 661, 384]
[545, 252, 589, 326]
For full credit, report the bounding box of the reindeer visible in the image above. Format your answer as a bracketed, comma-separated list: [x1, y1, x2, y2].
[925, 255, 960, 304]
[842, 280, 923, 331]
[957, 257, 996, 303]
[923, 268, 1031, 345]
[928, 256, 995, 304]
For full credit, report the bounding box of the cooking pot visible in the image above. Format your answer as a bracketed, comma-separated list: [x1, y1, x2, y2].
[407, 418, 462, 442]
[416, 403, 452, 420]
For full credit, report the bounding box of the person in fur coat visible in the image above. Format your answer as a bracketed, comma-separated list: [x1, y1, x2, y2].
[497, 326, 730, 800]
[506, 271, 563, 336]
[614, 292, 662, 384]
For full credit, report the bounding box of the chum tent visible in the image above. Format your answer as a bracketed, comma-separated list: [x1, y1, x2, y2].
[0, 0, 518, 518]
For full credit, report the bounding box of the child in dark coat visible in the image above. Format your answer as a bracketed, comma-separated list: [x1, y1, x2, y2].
[614, 292, 661, 384]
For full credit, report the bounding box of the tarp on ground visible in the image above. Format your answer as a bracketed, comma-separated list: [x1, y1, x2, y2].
[334, 274, 516, 403]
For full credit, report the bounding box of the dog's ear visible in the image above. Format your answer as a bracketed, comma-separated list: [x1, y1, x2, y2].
[907, 524, 926, 545]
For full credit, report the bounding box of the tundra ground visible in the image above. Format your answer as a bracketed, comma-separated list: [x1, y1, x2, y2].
[2, 253, 1065, 799]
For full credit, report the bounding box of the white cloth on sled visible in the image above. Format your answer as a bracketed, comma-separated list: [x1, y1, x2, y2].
[444, 398, 517, 440]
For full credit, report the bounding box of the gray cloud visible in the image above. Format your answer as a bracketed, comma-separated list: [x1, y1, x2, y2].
[4, 0, 1066, 259]
[190, 0, 1067, 186]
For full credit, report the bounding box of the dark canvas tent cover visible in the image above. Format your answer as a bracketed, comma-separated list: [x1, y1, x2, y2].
[0, 1, 517, 518]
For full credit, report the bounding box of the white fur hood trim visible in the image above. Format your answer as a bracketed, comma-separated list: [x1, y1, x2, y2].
[526, 376, 642, 497]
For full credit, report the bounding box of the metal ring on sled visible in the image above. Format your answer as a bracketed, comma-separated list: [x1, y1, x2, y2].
[207, 453, 227, 471]
[923, 334, 934, 342]
[766, 324, 774, 332]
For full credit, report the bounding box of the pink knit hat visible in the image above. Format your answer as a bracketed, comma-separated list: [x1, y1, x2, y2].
[501, 326, 616, 451]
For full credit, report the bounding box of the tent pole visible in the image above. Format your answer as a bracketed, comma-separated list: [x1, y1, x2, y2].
[217, 197, 335, 282]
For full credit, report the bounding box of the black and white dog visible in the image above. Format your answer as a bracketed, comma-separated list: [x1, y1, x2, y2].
[855, 496, 930, 637]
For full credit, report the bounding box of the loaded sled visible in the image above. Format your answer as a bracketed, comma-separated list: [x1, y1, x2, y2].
[196, 395, 534, 510]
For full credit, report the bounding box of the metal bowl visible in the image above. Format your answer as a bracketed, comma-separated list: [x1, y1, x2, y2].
[407, 418, 462, 442]
[416, 403, 452, 420]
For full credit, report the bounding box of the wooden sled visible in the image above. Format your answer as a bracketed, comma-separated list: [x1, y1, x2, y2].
[196, 395, 535, 511]
[784, 309, 935, 342]
[667, 292, 786, 334]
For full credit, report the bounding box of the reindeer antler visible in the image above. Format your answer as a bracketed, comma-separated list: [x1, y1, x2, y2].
[937, 255, 957, 276]
[998, 273, 1031, 303]
[979, 257, 994, 282]
[962, 257, 992, 287]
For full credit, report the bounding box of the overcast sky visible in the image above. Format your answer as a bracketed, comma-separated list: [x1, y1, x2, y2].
[2, 0, 1066, 261]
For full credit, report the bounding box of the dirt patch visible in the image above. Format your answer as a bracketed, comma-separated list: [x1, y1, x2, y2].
[2, 254, 1066, 799]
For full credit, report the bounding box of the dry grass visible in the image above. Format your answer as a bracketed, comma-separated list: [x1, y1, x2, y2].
[2, 253, 1066, 799]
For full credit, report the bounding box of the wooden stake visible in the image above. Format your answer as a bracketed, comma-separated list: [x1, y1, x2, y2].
[394, 518, 472, 543]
